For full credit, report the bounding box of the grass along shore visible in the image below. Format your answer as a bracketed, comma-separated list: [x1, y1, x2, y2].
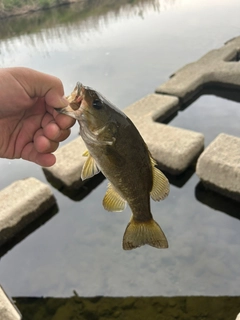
[0, 0, 81, 19]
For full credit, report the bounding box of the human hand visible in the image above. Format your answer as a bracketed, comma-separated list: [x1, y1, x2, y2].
[0, 67, 75, 167]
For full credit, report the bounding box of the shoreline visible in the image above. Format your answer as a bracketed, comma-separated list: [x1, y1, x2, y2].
[0, 0, 81, 20]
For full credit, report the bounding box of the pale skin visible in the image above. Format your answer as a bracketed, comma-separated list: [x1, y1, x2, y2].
[0, 67, 75, 167]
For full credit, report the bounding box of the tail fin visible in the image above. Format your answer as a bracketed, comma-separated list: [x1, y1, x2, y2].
[122, 216, 168, 250]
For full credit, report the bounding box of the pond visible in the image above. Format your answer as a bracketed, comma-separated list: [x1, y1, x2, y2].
[0, 0, 240, 301]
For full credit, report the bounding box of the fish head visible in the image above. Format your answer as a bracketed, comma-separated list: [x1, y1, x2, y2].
[58, 82, 117, 134]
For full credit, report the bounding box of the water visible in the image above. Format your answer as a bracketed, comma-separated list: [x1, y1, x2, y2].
[0, 0, 240, 298]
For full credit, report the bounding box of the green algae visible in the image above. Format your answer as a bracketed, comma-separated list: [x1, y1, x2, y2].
[15, 296, 240, 320]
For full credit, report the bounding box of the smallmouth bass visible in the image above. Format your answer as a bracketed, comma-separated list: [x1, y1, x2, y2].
[58, 83, 169, 250]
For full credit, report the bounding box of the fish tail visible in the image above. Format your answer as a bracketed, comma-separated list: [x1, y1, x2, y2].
[122, 216, 168, 250]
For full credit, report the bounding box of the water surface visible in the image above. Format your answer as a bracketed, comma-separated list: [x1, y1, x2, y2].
[0, 0, 240, 298]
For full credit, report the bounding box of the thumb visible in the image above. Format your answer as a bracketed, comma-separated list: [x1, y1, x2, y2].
[8, 67, 69, 108]
[45, 89, 69, 109]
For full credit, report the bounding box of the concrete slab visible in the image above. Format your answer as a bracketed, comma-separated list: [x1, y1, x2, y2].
[196, 133, 240, 201]
[0, 286, 21, 320]
[0, 178, 56, 246]
[125, 94, 204, 174]
[43, 137, 86, 188]
[124, 93, 179, 123]
[156, 36, 240, 104]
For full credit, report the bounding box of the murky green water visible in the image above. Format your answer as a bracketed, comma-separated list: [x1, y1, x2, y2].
[0, 0, 240, 301]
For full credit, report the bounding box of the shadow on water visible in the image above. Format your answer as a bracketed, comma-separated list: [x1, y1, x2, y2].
[195, 182, 240, 221]
[14, 295, 240, 320]
[181, 84, 240, 111]
[0, 0, 162, 40]
[43, 168, 105, 201]
[162, 85, 240, 125]
[161, 165, 196, 188]
[0, 204, 58, 259]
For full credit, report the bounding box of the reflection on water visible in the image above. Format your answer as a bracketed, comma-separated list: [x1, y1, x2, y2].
[0, 0, 162, 48]
[43, 168, 105, 201]
[0, 0, 240, 301]
[195, 182, 240, 221]
[14, 295, 240, 320]
[0, 0, 163, 65]
[0, 204, 58, 259]
[169, 94, 240, 146]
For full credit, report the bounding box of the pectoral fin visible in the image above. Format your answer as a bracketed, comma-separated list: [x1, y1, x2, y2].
[150, 156, 169, 201]
[103, 183, 127, 212]
[81, 153, 100, 180]
[82, 150, 89, 157]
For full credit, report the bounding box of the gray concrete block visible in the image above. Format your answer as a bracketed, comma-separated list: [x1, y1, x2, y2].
[43, 137, 86, 188]
[196, 133, 240, 201]
[0, 178, 56, 246]
[156, 36, 240, 103]
[0, 286, 21, 320]
[124, 93, 179, 123]
[125, 94, 204, 174]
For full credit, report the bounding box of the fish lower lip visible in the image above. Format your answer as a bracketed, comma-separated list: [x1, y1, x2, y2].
[54, 107, 65, 114]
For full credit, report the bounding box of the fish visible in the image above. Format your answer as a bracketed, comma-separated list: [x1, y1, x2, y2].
[58, 82, 170, 250]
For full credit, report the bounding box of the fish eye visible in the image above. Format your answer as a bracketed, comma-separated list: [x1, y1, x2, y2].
[92, 99, 103, 110]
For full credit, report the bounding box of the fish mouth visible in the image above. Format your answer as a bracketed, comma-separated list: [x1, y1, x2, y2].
[55, 82, 84, 120]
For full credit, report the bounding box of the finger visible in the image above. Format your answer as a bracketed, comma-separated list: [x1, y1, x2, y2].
[55, 128, 71, 142]
[8, 67, 69, 108]
[46, 105, 76, 130]
[41, 112, 54, 128]
[34, 134, 59, 154]
[21, 142, 56, 167]
[43, 122, 61, 141]
[54, 112, 76, 130]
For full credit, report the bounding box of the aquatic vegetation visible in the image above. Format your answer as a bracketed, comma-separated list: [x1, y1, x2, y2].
[0, 0, 79, 18]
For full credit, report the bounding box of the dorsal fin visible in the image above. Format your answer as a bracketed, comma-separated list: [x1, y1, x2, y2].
[150, 155, 169, 201]
[81, 152, 100, 180]
[103, 183, 127, 212]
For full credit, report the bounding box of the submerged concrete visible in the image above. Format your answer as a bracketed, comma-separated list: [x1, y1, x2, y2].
[196, 133, 240, 201]
[0, 178, 56, 247]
